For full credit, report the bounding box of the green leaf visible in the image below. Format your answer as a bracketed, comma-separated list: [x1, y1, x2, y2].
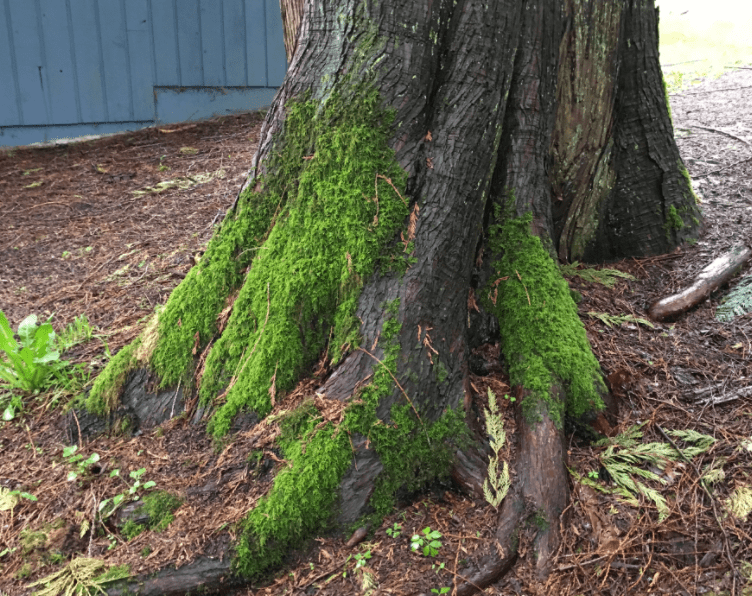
[2, 405, 15, 421]
[0, 310, 19, 354]
[17, 314, 39, 349]
[63, 445, 78, 458]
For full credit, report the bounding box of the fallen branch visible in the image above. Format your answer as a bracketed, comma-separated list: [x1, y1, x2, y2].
[649, 244, 752, 321]
[688, 124, 752, 152]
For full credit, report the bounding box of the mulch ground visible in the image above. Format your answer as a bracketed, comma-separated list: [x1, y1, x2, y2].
[1, 67, 752, 596]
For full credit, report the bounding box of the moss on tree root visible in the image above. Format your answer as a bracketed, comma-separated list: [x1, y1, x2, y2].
[87, 73, 466, 582]
[233, 300, 466, 579]
[486, 211, 605, 426]
[87, 81, 413, 436]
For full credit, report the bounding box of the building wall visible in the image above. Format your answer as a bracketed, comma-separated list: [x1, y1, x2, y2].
[0, 0, 286, 146]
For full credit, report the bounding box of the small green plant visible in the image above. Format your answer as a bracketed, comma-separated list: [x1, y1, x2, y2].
[411, 527, 442, 557]
[343, 549, 371, 577]
[0, 487, 38, 512]
[1, 392, 24, 421]
[98, 468, 157, 520]
[57, 314, 95, 351]
[0, 311, 69, 394]
[158, 155, 170, 172]
[575, 423, 716, 522]
[561, 262, 635, 287]
[483, 389, 510, 509]
[62, 445, 100, 481]
[26, 558, 130, 596]
[587, 311, 654, 329]
[431, 587, 450, 595]
[385, 522, 402, 538]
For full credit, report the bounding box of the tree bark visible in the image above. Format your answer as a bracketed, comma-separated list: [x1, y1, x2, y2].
[83, 0, 701, 593]
[279, 0, 304, 63]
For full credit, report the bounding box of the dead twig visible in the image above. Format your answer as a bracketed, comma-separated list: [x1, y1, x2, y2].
[688, 124, 752, 152]
[356, 347, 423, 424]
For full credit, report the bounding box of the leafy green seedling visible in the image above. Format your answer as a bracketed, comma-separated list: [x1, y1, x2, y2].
[431, 588, 450, 595]
[0, 487, 38, 513]
[411, 527, 442, 557]
[63, 445, 100, 481]
[385, 522, 402, 538]
[128, 468, 157, 497]
[98, 467, 157, 522]
[343, 550, 371, 577]
[1, 393, 24, 421]
[0, 310, 69, 394]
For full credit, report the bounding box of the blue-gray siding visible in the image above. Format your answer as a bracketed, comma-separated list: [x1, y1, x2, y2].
[0, 0, 286, 146]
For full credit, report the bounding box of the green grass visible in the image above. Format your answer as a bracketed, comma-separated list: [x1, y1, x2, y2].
[658, 2, 752, 92]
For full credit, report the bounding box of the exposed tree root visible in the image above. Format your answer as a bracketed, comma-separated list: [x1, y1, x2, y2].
[454, 392, 569, 595]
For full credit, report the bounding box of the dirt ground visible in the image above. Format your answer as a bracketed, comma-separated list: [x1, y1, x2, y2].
[1, 67, 752, 596]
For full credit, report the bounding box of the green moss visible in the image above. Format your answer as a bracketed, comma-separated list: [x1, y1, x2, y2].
[93, 564, 131, 584]
[202, 83, 409, 437]
[121, 491, 182, 540]
[664, 204, 685, 240]
[20, 528, 48, 555]
[233, 299, 467, 580]
[85, 340, 139, 415]
[234, 417, 352, 579]
[662, 77, 673, 125]
[530, 510, 550, 532]
[121, 520, 145, 541]
[434, 360, 448, 384]
[679, 161, 701, 205]
[142, 491, 182, 532]
[485, 211, 604, 426]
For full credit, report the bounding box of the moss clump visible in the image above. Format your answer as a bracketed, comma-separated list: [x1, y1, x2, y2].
[486, 212, 604, 425]
[665, 204, 685, 240]
[233, 299, 467, 579]
[662, 77, 673, 125]
[202, 83, 410, 437]
[85, 340, 139, 415]
[234, 417, 352, 578]
[85, 308, 162, 415]
[343, 299, 467, 520]
[679, 161, 701, 205]
[121, 491, 182, 540]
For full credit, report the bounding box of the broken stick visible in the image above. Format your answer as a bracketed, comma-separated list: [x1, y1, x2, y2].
[649, 244, 752, 321]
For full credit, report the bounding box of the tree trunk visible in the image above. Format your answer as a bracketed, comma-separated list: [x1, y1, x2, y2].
[279, 0, 304, 63]
[83, 0, 700, 592]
